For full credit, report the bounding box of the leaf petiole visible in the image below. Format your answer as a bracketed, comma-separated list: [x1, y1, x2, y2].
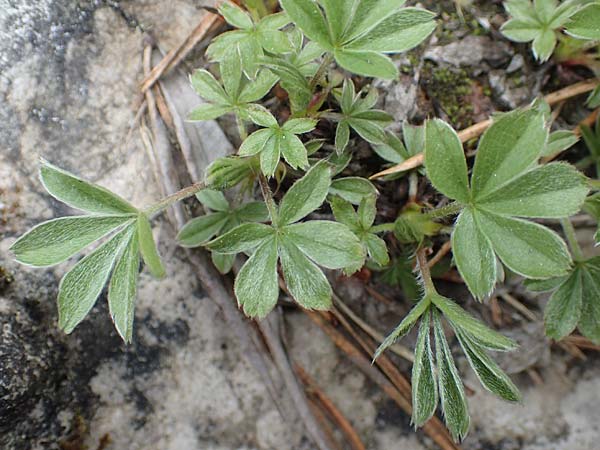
[144, 181, 207, 217]
[416, 248, 436, 294]
[422, 202, 463, 220]
[371, 223, 395, 233]
[561, 218, 584, 262]
[257, 172, 279, 226]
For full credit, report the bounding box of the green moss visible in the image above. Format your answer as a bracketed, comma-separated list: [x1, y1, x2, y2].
[423, 64, 475, 129]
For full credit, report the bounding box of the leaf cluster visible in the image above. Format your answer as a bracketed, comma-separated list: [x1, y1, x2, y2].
[10, 162, 165, 342]
[280, 0, 436, 79]
[205, 161, 364, 317]
[501, 0, 600, 62]
[330, 194, 390, 270]
[375, 290, 520, 441]
[424, 108, 589, 300]
[177, 189, 269, 273]
[501, 0, 584, 62]
[331, 79, 392, 153]
[527, 256, 600, 343]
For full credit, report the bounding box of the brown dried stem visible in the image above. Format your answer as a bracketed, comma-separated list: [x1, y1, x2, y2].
[370, 78, 600, 180]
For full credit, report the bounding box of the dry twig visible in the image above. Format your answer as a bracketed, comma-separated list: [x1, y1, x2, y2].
[370, 78, 600, 179]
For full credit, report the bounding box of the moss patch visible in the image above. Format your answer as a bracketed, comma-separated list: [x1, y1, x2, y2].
[422, 64, 475, 129]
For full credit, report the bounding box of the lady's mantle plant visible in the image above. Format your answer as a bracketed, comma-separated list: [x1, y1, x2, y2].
[9, 0, 600, 442]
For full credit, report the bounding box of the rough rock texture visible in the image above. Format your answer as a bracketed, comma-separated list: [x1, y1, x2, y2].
[2, 1, 600, 450]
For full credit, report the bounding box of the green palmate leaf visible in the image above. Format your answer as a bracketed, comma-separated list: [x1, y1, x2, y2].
[207, 10, 292, 77]
[190, 69, 230, 104]
[212, 252, 235, 275]
[455, 330, 521, 402]
[260, 137, 281, 178]
[279, 238, 333, 310]
[542, 130, 579, 157]
[373, 131, 408, 164]
[475, 210, 572, 279]
[260, 56, 313, 113]
[431, 294, 517, 351]
[335, 121, 351, 153]
[40, 161, 137, 215]
[280, 132, 310, 170]
[235, 202, 270, 222]
[189, 56, 277, 122]
[476, 163, 589, 218]
[501, 20, 541, 43]
[188, 104, 234, 121]
[58, 225, 135, 334]
[524, 275, 568, 292]
[411, 309, 438, 427]
[330, 195, 360, 229]
[358, 195, 377, 229]
[364, 233, 390, 267]
[471, 109, 547, 199]
[247, 104, 278, 127]
[240, 112, 316, 176]
[433, 309, 470, 442]
[532, 28, 557, 61]
[329, 195, 388, 269]
[424, 109, 585, 300]
[205, 223, 275, 254]
[108, 229, 140, 343]
[219, 2, 253, 30]
[501, 0, 583, 62]
[137, 214, 166, 279]
[279, 160, 332, 225]
[239, 129, 274, 156]
[197, 189, 230, 212]
[177, 212, 230, 247]
[283, 118, 318, 134]
[533, 0, 555, 23]
[565, 4, 600, 40]
[280, 0, 435, 79]
[279, 0, 331, 47]
[284, 221, 365, 269]
[333, 49, 398, 79]
[346, 8, 437, 53]
[347, 0, 409, 39]
[10, 215, 133, 267]
[235, 237, 280, 318]
[238, 70, 278, 103]
[452, 208, 496, 300]
[374, 297, 430, 360]
[329, 177, 377, 205]
[424, 119, 470, 203]
[334, 80, 392, 153]
[544, 269, 582, 340]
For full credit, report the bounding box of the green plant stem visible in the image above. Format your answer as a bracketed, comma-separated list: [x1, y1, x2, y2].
[236, 115, 248, 141]
[371, 223, 395, 233]
[408, 172, 419, 203]
[416, 248, 436, 294]
[423, 202, 462, 220]
[144, 181, 206, 217]
[257, 173, 279, 226]
[561, 218, 584, 261]
[309, 53, 334, 91]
